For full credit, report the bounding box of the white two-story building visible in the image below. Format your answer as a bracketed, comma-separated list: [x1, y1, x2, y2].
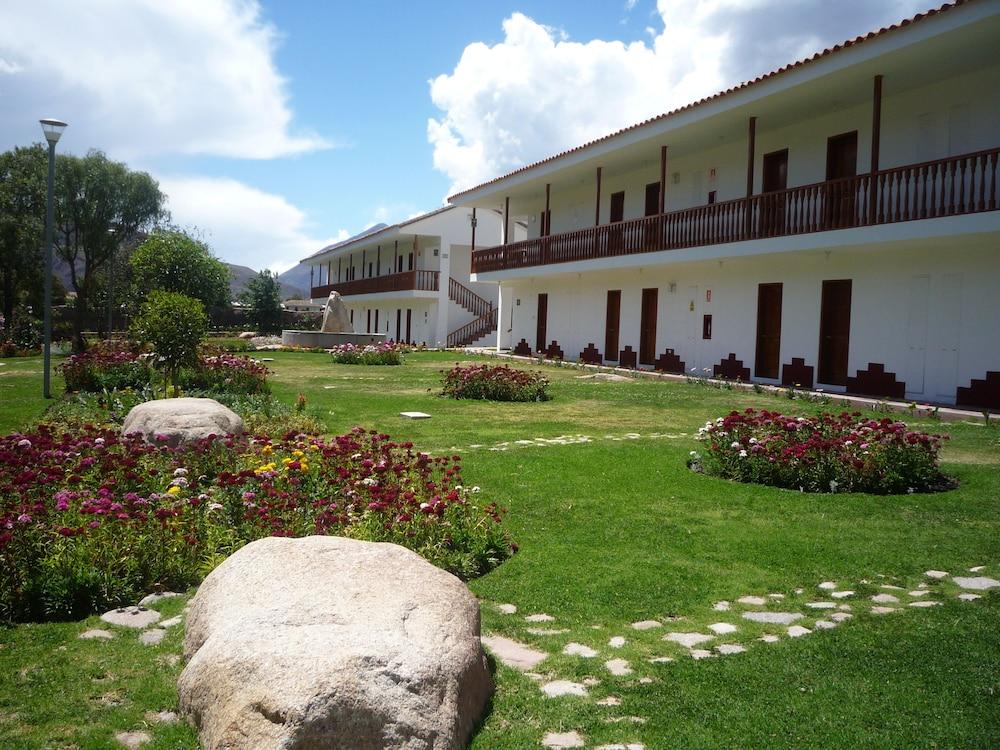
[304, 206, 503, 347]
[449, 0, 1000, 409]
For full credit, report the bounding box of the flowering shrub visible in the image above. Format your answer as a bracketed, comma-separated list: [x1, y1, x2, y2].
[442, 364, 550, 402]
[58, 343, 152, 392]
[691, 409, 950, 494]
[180, 354, 270, 394]
[0, 308, 42, 357]
[0, 426, 514, 621]
[330, 342, 405, 366]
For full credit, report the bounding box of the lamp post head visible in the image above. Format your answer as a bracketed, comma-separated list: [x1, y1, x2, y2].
[39, 118, 68, 144]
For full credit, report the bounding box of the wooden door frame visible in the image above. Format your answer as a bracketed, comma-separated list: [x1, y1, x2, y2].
[536, 293, 548, 353]
[605, 290, 621, 361]
[817, 279, 852, 385]
[754, 282, 783, 378]
[639, 288, 658, 366]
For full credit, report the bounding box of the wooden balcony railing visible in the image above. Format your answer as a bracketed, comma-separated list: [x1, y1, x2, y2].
[311, 269, 439, 299]
[471, 148, 1000, 274]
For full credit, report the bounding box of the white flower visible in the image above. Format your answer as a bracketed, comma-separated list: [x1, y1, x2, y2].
[17, 438, 30, 448]
[829, 480, 839, 493]
[844, 440, 853, 446]
[470, 486, 481, 493]
[173, 468, 188, 477]
[730, 441, 741, 449]
[739, 449, 748, 458]
[170, 477, 189, 488]
[419, 502, 431, 510]
[208, 502, 223, 512]
[748, 437, 758, 444]
[361, 477, 377, 487]
[94, 437, 105, 446]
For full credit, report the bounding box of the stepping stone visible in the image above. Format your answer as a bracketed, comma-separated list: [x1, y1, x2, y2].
[716, 644, 746, 655]
[608, 636, 626, 648]
[527, 628, 570, 636]
[481, 635, 548, 671]
[664, 632, 714, 648]
[805, 602, 836, 609]
[968, 566, 986, 573]
[879, 584, 904, 590]
[831, 591, 854, 599]
[830, 612, 854, 622]
[794, 588, 804, 594]
[952, 576, 1000, 590]
[637, 677, 654, 685]
[541, 680, 588, 698]
[787, 625, 811, 638]
[399, 411, 431, 419]
[768, 593, 785, 600]
[871, 593, 899, 604]
[582, 677, 601, 686]
[818, 582, 837, 590]
[563, 643, 598, 658]
[158, 615, 183, 628]
[837, 604, 852, 611]
[525, 613, 555, 622]
[708, 622, 737, 635]
[958, 593, 981, 601]
[871, 606, 898, 615]
[648, 656, 674, 663]
[909, 600, 941, 608]
[595, 744, 645, 750]
[605, 658, 632, 676]
[497, 603, 518, 614]
[742, 611, 803, 625]
[713, 601, 731, 611]
[79, 629, 115, 640]
[114, 731, 152, 749]
[603, 716, 647, 724]
[144, 710, 178, 724]
[690, 649, 714, 659]
[138, 591, 181, 607]
[542, 730, 585, 748]
[631, 620, 661, 630]
[101, 606, 161, 629]
[908, 590, 928, 598]
[758, 634, 781, 643]
[813, 620, 837, 630]
[139, 629, 165, 646]
[737, 596, 767, 606]
[925, 570, 949, 579]
[596, 696, 622, 706]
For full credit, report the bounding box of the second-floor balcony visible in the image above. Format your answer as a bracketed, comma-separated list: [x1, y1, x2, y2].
[311, 269, 439, 299]
[472, 148, 1000, 275]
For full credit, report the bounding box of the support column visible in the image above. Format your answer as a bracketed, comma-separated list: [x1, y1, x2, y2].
[594, 167, 602, 225]
[394, 240, 398, 273]
[470, 207, 477, 252]
[435, 242, 451, 348]
[377, 244, 381, 275]
[362, 249, 367, 277]
[495, 282, 504, 353]
[503, 197, 510, 245]
[543, 183, 550, 236]
[870, 74, 883, 223]
[659, 146, 668, 214]
[309, 265, 314, 295]
[337, 257, 342, 283]
[744, 116, 756, 237]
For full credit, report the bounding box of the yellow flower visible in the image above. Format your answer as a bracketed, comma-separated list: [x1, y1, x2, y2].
[282, 457, 293, 465]
[292, 449, 304, 458]
[166, 485, 181, 495]
[300, 461, 310, 471]
[309, 444, 320, 452]
[261, 445, 273, 455]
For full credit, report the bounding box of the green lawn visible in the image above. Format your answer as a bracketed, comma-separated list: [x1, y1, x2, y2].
[2, 350, 999, 748]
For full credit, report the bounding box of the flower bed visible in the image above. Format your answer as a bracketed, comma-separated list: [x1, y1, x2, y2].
[180, 354, 270, 394]
[330, 342, 405, 365]
[0, 426, 514, 621]
[442, 364, 550, 402]
[691, 409, 950, 494]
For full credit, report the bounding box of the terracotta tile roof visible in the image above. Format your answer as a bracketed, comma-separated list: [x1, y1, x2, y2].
[447, 1, 969, 202]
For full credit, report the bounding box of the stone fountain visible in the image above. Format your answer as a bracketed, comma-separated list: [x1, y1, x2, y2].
[281, 291, 385, 348]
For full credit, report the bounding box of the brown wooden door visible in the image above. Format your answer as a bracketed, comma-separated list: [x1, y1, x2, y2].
[639, 288, 658, 365]
[605, 290, 621, 360]
[825, 131, 858, 228]
[818, 279, 852, 385]
[395, 309, 401, 342]
[762, 149, 788, 236]
[609, 191, 625, 253]
[643, 182, 661, 249]
[536, 293, 548, 353]
[754, 283, 783, 378]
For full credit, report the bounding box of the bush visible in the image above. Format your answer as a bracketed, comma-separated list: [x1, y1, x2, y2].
[330, 342, 405, 366]
[180, 354, 270, 395]
[691, 409, 950, 494]
[0, 307, 42, 356]
[442, 363, 550, 402]
[130, 291, 208, 394]
[0, 426, 515, 621]
[58, 343, 152, 392]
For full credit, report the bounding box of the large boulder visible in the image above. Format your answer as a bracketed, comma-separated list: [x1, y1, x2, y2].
[121, 397, 243, 447]
[178, 536, 492, 750]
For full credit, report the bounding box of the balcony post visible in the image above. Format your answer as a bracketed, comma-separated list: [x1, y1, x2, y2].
[542, 183, 550, 264]
[377, 244, 381, 275]
[745, 116, 756, 238]
[503, 197, 510, 245]
[471, 207, 477, 252]
[659, 146, 667, 214]
[362, 249, 367, 278]
[337, 257, 341, 283]
[869, 74, 883, 224]
[349, 253, 353, 280]
[394, 240, 398, 273]
[594, 167, 602, 226]
[327, 261, 332, 286]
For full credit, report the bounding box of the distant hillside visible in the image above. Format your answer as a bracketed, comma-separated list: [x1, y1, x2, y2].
[227, 264, 304, 301]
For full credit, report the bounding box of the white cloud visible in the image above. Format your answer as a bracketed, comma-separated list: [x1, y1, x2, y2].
[0, 0, 328, 159]
[159, 176, 343, 273]
[429, 1, 929, 195]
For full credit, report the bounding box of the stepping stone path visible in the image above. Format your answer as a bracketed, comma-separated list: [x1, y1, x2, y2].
[787, 625, 811, 638]
[814, 620, 837, 630]
[497, 603, 518, 614]
[708, 622, 737, 635]
[631, 620, 661, 630]
[139, 629, 165, 646]
[542, 731, 585, 748]
[138, 591, 180, 607]
[144, 710, 178, 724]
[925, 570, 950, 579]
[595, 744, 645, 750]
[101, 606, 160, 629]
[818, 582, 837, 590]
[608, 636, 626, 648]
[542, 680, 588, 698]
[909, 600, 941, 608]
[481, 635, 548, 671]
[597, 696, 622, 706]
[871, 593, 899, 604]
[79, 629, 115, 640]
[830, 612, 853, 622]
[606, 658, 632, 676]
[871, 606, 898, 615]
[742, 611, 802, 625]
[526, 613, 556, 622]
[115, 731, 151, 748]
[563, 642, 598, 658]
[831, 591, 854, 598]
[806, 601, 836, 609]
[716, 644, 746, 655]
[528, 628, 570, 636]
[158, 615, 182, 629]
[759, 634, 781, 643]
[664, 632, 714, 648]
[737, 596, 768, 605]
[649, 656, 674, 663]
[713, 601, 731, 611]
[952, 576, 1000, 590]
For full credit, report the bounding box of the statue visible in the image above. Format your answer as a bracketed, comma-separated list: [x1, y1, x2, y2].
[321, 291, 354, 333]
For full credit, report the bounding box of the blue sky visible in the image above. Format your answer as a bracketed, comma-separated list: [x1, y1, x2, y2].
[0, 0, 927, 271]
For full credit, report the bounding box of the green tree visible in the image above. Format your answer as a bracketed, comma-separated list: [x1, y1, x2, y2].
[55, 150, 166, 351]
[0, 145, 47, 324]
[130, 291, 207, 397]
[130, 228, 230, 312]
[242, 270, 284, 334]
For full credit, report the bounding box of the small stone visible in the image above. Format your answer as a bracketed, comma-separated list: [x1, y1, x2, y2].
[595, 743, 646, 750]
[399, 411, 431, 419]
[563, 643, 598, 658]
[758, 634, 781, 643]
[925, 570, 949, 579]
[968, 566, 986, 573]
[608, 636, 626, 648]
[830, 612, 854, 622]
[708, 622, 737, 635]
[805, 601, 836, 609]
[818, 581, 837, 590]
[787, 625, 811, 637]
[114, 731, 152, 749]
[605, 658, 632, 676]
[831, 590, 854, 599]
[908, 590, 928, 598]
[631, 620, 661, 630]
[527, 628, 570, 636]
[909, 600, 942, 608]
[742, 611, 803, 625]
[496, 603, 518, 614]
[79, 629, 115, 640]
[481, 635, 548, 671]
[101, 606, 161, 629]
[837, 604, 852, 611]
[737, 595, 767, 606]
[138, 591, 181, 607]
[813, 620, 837, 630]
[542, 730, 585, 748]
[952, 576, 1000, 591]
[525, 613, 555, 622]
[663, 632, 714, 648]
[716, 644, 746, 655]
[139, 629, 165, 646]
[768, 593, 785, 600]
[712, 601, 731, 611]
[871, 606, 898, 614]
[597, 696, 622, 706]
[144, 710, 178, 724]
[794, 588, 804, 594]
[648, 656, 674, 663]
[958, 593, 981, 601]
[871, 593, 899, 604]
[690, 649, 714, 659]
[637, 677, 654, 685]
[541, 680, 588, 698]
[879, 584, 904, 590]
[582, 677, 601, 686]
[158, 615, 182, 629]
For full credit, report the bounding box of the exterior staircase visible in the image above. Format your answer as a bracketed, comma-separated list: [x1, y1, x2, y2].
[447, 277, 497, 347]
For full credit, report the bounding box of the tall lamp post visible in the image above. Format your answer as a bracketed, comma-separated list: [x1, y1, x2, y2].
[39, 118, 67, 399]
